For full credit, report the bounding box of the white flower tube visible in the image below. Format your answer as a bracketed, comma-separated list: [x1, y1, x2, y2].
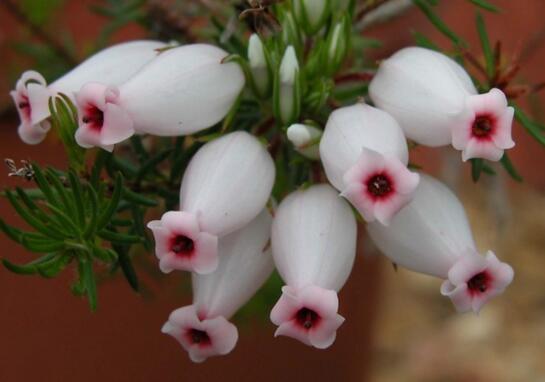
[162, 210, 274, 363]
[367, 174, 514, 313]
[10, 40, 166, 145]
[319, 103, 419, 225]
[75, 44, 245, 151]
[270, 184, 357, 349]
[147, 131, 275, 275]
[369, 47, 515, 161]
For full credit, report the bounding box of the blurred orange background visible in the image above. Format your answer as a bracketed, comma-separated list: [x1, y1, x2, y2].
[1, 1, 544, 381]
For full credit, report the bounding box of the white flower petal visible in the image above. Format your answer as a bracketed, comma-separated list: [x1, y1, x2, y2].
[320, 103, 409, 191]
[271, 184, 357, 291]
[369, 46, 477, 146]
[192, 210, 275, 319]
[120, 44, 245, 137]
[367, 174, 476, 278]
[180, 131, 275, 237]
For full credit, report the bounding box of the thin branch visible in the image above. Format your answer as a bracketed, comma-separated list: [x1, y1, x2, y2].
[1, 0, 77, 66]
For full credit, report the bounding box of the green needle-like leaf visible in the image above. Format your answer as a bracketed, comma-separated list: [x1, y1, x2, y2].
[45, 168, 76, 218]
[97, 172, 123, 231]
[471, 158, 484, 182]
[98, 230, 142, 244]
[68, 170, 85, 226]
[475, 12, 494, 78]
[5, 190, 66, 240]
[122, 188, 158, 207]
[31, 164, 58, 205]
[83, 186, 99, 239]
[413, 0, 467, 47]
[114, 244, 139, 292]
[2, 253, 58, 275]
[80, 256, 97, 311]
[134, 149, 173, 184]
[500, 153, 523, 182]
[468, 0, 499, 13]
[514, 105, 545, 146]
[36, 254, 71, 278]
[21, 234, 65, 252]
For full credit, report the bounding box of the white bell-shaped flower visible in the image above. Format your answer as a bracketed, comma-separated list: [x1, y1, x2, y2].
[270, 184, 357, 349]
[319, 103, 419, 225]
[10, 40, 166, 144]
[162, 210, 274, 363]
[367, 174, 514, 313]
[75, 44, 245, 151]
[369, 47, 515, 161]
[147, 131, 275, 275]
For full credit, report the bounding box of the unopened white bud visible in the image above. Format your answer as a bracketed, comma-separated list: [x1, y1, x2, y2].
[287, 123, 321, 160]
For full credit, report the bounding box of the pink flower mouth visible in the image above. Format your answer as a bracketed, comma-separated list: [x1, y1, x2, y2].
[147, 210, 219, 274]
[366, 173, 394, 200]
[295, 307, 321, 330]
[17, 95, 32, 122]
[75, 82, 135, 152]
[162, 305, 238, 363]
[471, 114, 495, 141]
[341, 147, 419, 225]
[270, 285, 345, 349]
[82, 105, 105, 132]
[10, 70, 52, 144]
[186, 328, 212, 347]
[170, 234, 195, 258]
[452, 88, 515, 161]
[440, 251, 514, 313]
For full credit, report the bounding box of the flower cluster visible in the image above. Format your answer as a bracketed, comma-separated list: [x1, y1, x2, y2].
[9, 0, 517, 363]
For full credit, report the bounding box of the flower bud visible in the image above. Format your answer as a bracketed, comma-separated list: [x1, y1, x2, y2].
[319, 103, 419, 225]
[75, 44, 245, 151]
[369, 47, 515, 161]
[280, 12, 303, 54]
[324, 14, 350, 75]
[270, 184, 357, 348]
[10, 40, 166, 145]
[287, 123, 322, 160]
[292, 0, 331, 34]
[147, 131, 275, 275]
[274, 46, 301, 126]
[248, 34, 272, 98]
[162, 210, 274, 363]
[367, 174, 514, 313]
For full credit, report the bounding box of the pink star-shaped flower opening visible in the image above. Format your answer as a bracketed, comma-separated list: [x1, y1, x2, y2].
[10, 71, 51, 144]
[440, 250, 514, 313]
[270, 285, 345, 349]
[74, 82, 134, 152]
[452, 88, 515, 162]
[340, 147, 420, 226]
[161, 305, 238, 363]
[147, 211, 219, 274]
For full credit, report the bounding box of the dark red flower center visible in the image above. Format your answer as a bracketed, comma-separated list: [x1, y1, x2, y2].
[472, 115, 495, 140]
[467, 272, 489, 294]
[295, 308, 319, 330]
[366, 173, 392, 198]
[171, 235, 194, 256]
[187, 329, 211, 346]
[18, 95, 31, 120]
[82, 106, 104, 131]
